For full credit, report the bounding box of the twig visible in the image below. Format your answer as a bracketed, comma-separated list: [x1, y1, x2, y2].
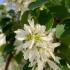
[5, 53, 13, 70]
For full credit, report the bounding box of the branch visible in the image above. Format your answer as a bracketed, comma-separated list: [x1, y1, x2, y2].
[5, 53, 13, 70]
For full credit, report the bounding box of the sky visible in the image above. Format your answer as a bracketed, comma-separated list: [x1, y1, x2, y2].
[0, 0, 4, 4]
[0, 0, 17, 11]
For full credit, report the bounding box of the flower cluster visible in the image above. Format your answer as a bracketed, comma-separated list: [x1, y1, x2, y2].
[14, 17, 60, 70]
[5, 0, 34, 12]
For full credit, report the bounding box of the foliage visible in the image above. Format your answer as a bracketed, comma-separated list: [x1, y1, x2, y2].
[0, 0, 70, 70]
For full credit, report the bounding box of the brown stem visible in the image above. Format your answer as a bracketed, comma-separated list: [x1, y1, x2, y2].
[5, 53, 13, 70]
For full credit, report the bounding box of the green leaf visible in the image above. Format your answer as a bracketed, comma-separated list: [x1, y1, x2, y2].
[61, 66, 70, 70]
[56, 19, 70, 64]
[46, 17, 53, 30]
[57, 44, 70, 65]
[61, 32, 70, 46]
[30, 8, 40, 18]
[8, 9, 16, 16]
[56, 19, 70, 46]
[65, 0, 70, 13]
[0, 5, 5, 10]
[60, 19, 70, 45]
[59, 59, 70, 70]
[15, 51, 23, 64]
[38, 10, 53, 30]
[29, 0, 47, 10]
[0, 44, 6, 52]
[48, 0, 62, 6]
[65, 0, 70, 8]
[3, 44, 15, 54]
[13, 67, 20, 70]
[48, 5, 70, 19]
[22, 60, 32, 70]
[0, 17, 11, 30]
[21, 11, 29, 25]
[56, 24, 65, 38]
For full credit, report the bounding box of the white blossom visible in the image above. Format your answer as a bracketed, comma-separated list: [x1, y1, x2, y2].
[14, 17, 60, 70]
[5, 0, 35, 12]
[0, 29, 6, 46]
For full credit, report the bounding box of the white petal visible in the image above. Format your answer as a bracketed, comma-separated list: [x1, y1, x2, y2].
[41, 36, 53, 42]
[55, 56, 61, 64]
[23, 41, 30, 48]
[15, 35, 26, 41]
[14, 40, 24, 54]
[23, 50, 29, 60]
[36, 25, 45, 33]
[52, 43, 60, 48]
[15, 29, 27, 41]
[47, 28, 56, 39]
[28, 19, 34, 29]
[67, 63, 70, 69]
[35, 24, 41, 32]
[39, 49, 48, 62]
[0, 34, 6, 46]
[41, 25, 46, 32]
[23, 40, 34, 49]
[29, 50, 36, 62]
[29, 39, 35, 49]
[47, 59, 60, 70]
[15, 45, 23, 54]
[24, 24, 32, 34]
[37, 60, 44, 70]
[0, 29, 2, 33]
[23, 0, 32, 10]
[14, 29, 24, 34]
[36, 41, 46, 48]
[48, 49, 55, 60]
[29, 61, 36, 67]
